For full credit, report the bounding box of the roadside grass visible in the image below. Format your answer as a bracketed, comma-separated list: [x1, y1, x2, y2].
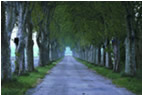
[1, 58, 62, 95]
[75, 58, 142, 95]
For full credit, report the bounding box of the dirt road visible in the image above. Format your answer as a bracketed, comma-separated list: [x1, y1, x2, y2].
[26, 56, 135, 95]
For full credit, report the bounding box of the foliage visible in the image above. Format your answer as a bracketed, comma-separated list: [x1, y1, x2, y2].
[47, 2, 128, 50]
[31, 2, 44, 31]
[30, 1, 141, 51]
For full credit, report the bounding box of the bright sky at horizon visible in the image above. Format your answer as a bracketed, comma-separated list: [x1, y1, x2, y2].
[65, 47, 72, 56]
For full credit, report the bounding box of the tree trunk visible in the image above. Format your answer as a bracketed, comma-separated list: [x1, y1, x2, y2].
[37, 35, 50, 66]
[26, 21, 34, 72]
[103, 46, 106, 66]
[86, 47, 88, 61]
[39, 47, 48, 66]
[112, 38, 120, 72]
[105, 52, 109, 68]
[93, 46, 96, 64]
[37, 4, 56, 65]
[1, 2, 12, 80]
[90, 45, 94, 63]
[95, 47, 99, 65]
[52, 41, 57, 61]
[98, 47, 101, 65]
[105, 40, 110, 68]
[14, 3, 28, 75]
[22, 49, 26, 73]
[125, 31, 136, 76]
[49, 43, 52, 61]
[124, 2, 136, 76]
[2, 2, 17, 80]
[101, 46, 104, 66]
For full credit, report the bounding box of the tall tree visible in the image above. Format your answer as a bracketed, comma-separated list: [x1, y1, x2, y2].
[26, 7, 34, 72]
[35, 2, 56, 66]
[14, 2, 29, 75]
[1, 2, 17, 80]
[124, 2, 137, 76]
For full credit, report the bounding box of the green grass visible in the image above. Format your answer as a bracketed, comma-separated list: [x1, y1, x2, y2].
[75, 58, 142, 95]
[1, 58, 62, 95]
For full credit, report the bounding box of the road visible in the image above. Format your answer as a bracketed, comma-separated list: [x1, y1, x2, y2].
[25, 56, 135, 95]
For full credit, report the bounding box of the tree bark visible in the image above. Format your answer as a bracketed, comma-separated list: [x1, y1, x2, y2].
[1, 2, 12, 80]
[101, 46, 105, 66]
[37, 29, 50, 66]
[112, 38, 120, 72]
[14, 3, 28, 75]
[105, 40, 110, 68]
[98, 47, 101, 65]
[95, 47, 99, 65]
[2, 2, 17, 80]
[37, 3, 56, 66]
[49, 43, 52, 61]
[93, 46, 96, 64]
[124, 2, 136, 76]
[26, 19, 34, 72]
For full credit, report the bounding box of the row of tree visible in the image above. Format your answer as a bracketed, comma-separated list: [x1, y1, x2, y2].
[69, 2, 142, 76]
[44, 1, 142, 76]
[1, 1, 142, 80]
[1, 2, 64, 80]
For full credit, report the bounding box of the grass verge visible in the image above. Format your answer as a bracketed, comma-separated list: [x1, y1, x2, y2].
[75, 58, 142, 95]
[1, 58, 62, 95]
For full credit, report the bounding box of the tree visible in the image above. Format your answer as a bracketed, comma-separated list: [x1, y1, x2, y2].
[33, 2, 56, 66]
[123, 2, 137, 76]
[1, 1, 17, 80]
[14, 2, 29, 75]
[26, 4, 35, 72]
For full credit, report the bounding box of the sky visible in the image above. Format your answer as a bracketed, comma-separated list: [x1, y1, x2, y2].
[65, 47, 72, 56]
